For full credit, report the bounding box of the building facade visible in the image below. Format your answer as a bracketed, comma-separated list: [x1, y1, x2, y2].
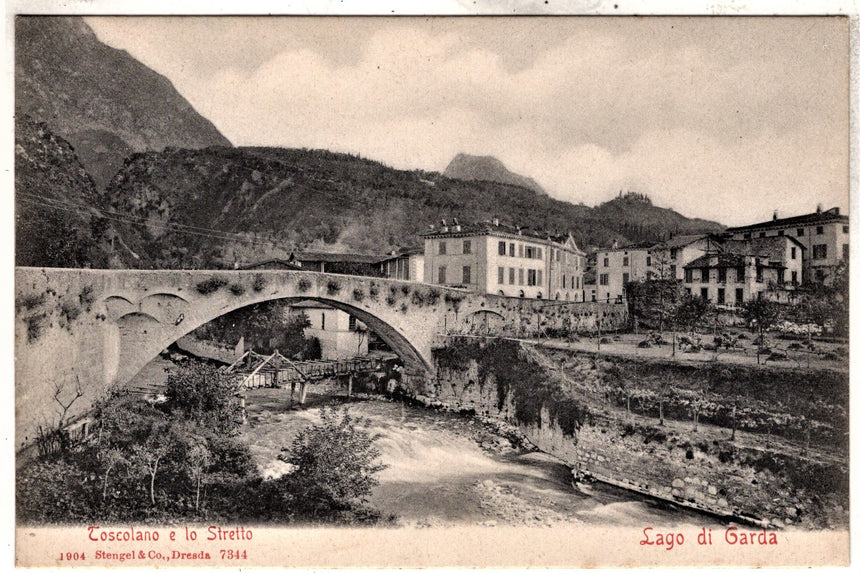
[378, 249, 425, 282]
[725, 206, 848, 284]
[422, 220, 586, 300]
[682, 236, 805, 306]
[594, 244, 655, 303]
[289, 301, 368, 360]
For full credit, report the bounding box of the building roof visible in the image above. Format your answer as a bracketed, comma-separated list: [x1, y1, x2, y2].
[726, 207, 847, 233]
[290, 251, 384, 264]
[597, 241, 657, 253]
[720, 236, 805, 258]
[420, 219, 577, 249]
[238, 258, 303, 270]
[377, 247, 424, 263]
[685, 253, 749, 269]
[658, 234, 710, 249]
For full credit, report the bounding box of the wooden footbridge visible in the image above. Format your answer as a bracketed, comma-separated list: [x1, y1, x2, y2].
[222, 350, 397, 406]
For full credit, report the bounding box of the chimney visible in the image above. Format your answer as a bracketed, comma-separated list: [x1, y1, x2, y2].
[429, 224, 435, 231]
[816, 204, 823, 214]
[492, 216, 499, 226]
[773, 210, 779, 221]
[612, 239, 619, 249]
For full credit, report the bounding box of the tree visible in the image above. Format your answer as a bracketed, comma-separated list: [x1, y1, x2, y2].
[98, 447, 127, 503]
[185, 440, 212, 513]
[130, 429, 172, 506]
[741, 298, 782, 365]
[165, 362, 243, 434]
[277, 406, 386, 517]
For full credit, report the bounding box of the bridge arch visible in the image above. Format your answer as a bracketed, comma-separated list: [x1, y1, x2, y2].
[115, 292, 434, 386]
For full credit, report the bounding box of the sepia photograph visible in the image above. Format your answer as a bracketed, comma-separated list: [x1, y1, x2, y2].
[10, 5, 852, 568]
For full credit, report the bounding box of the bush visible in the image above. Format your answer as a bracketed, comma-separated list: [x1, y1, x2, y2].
[228, 283, 245, 296]
[60, 301, 81, 324]
[297, 277, 312, 292]
[326, 279, 342, 296]
[165, 363, 243, 434]
[352, 288, 364, 302]
[197, 277, 228, 295]
[78, 285, 96, 311]
[277, 406, 386, 517]
[252, 274, 267, 292]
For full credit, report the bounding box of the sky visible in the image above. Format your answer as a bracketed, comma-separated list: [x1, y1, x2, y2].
[84, 16, 850, 227]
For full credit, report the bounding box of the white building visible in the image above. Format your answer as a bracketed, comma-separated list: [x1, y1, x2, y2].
[422, 218, 586, 300]
[290, 301, 368, 360]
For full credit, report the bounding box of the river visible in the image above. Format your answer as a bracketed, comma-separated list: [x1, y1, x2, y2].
[241, 386, 728, 529]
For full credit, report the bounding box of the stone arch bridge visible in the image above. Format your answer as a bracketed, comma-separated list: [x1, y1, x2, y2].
[14, 267, 626, 447]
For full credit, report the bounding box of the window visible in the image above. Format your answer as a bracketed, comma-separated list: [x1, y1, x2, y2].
[462, 266, 471, 284]
[498, 241, 506, 256]
[562, 275, 567, 289]
[843, 225, 849, 234]
[735, 288, 744, 304]
[527, 269, 537, 286]
[525, 246, 535, 259]
[670, 264, 677, 277]
[510, 242, 515, 256]
[321, 313, 326, 330]
[813, 244, 828, 259]
[797, 228, 804, 237]
[438, 266, 446, 283]
[603, 258, 609, 267]
[717, 288, 725, 305]
[843, 244, 849, 259]
[438, 241, 447, 255]
[815, 269, 826, 281]
[718, 267, 727, 282]
[348, 316, 357, 331]
[646, 256, 652, 266]
[509, 267, 515, 284]
[778, 230, 784, 236]
[791, 247, 796, 259]
[670, 248, 678, 259]
[518, 268, 524, 285]
[702, 267, 710, 282]
[700, 287, 708, 300]
[816, 226, 824, 235]
[737, 266, 745, 282]
[518, 244, 524, 258]
[537, 248, 542, 259]
[576, 277, 580, 289]
[537, 270, 543, 285]
[759, 232, 766, 238]
[463, 240, 471, 254]
[622, 272, 629, 285]
[498, 267, 505, 285]
[743, 233, 751, 240]
[622, 256, 629, 267]
[684, 269, 693, 283]
[791, 271, 798, 283]
[599, 273, 609, 286]
[756, 267, 763, 283]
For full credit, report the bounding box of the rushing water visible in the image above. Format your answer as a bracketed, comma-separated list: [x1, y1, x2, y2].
[242, 389, 728, 529]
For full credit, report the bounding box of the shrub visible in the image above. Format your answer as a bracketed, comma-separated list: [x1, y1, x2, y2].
[78, 285, 95, 311]
[252, 274, 267, 292]
[352, 288, 364, 302]
[60, 301, 81, 325]
[196, 277, 228, 295]
[25, 313, 46, 342]
[165, 363, 243, 435]
[297, 277, 312, 292]
[326, 279, 342, 296]
[18, 293, 45, 312]
[369, 283, 379, 301]
[277, 406, 386, 517]
[228, 283, 246, 296]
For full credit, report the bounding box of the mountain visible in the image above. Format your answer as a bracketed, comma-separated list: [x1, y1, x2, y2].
[444, 153, 546, 195]
[15, 16, 232, 189]
[593, 191, 725, 245]
[92, 146, 723, 269]
[15, 115, 110, 268]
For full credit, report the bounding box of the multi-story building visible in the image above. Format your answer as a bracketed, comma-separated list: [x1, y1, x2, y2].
[652, 234, 722, 281]
[378, 248, 425, 282]
[594, 243, 655, 303]
[421, 218, 586, 300]
[726, 206, 848, 284]
[682, 236, 805, 306]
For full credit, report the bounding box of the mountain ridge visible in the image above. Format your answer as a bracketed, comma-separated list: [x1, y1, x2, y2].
[15, 16, 232, 189]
